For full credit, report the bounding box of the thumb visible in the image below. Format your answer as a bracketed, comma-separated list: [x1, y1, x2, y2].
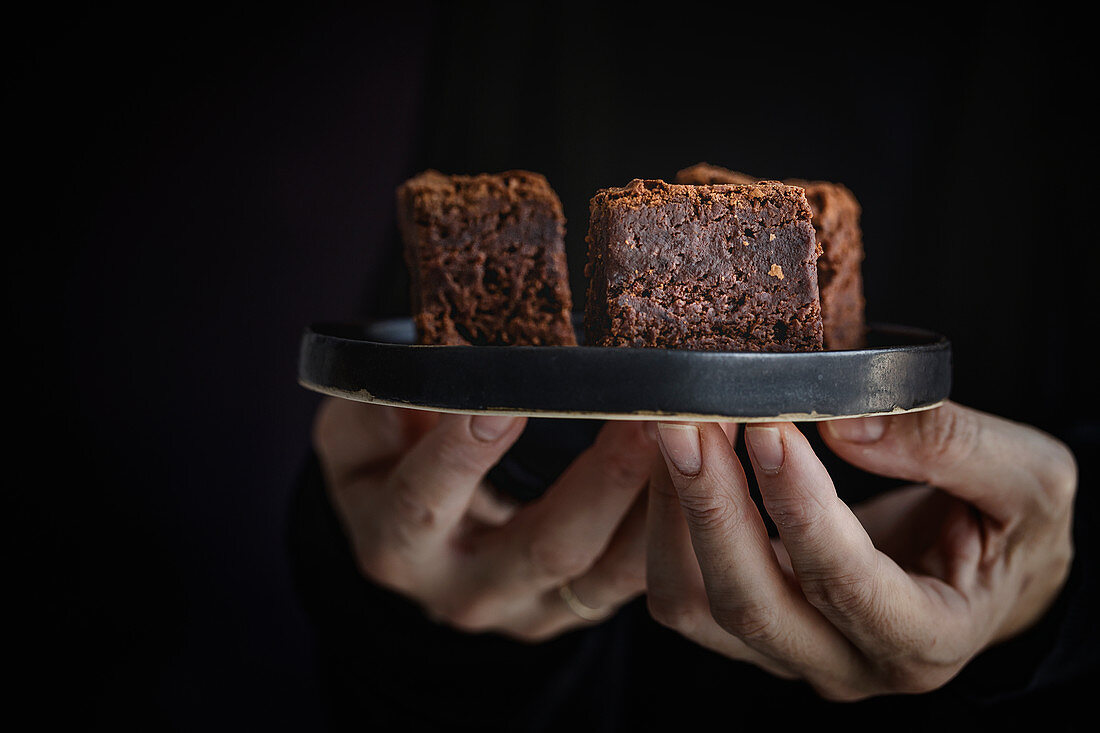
[819, 402, 1076, 524]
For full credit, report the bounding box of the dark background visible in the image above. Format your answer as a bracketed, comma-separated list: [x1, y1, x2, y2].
[10, 3, 1095, 729]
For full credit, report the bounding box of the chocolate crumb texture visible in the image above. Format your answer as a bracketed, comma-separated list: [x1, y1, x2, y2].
[676, 162, 866, 349]
[584, 178, 823, 352]
[396, 169, 577, 346]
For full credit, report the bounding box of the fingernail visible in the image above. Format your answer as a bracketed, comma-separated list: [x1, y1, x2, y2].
[657, 423, 701, 476]
[825, 416, 886, 443]
[746, 425, 784, 472]
[642, 421, 658, 442]
[470, 414, 516, 442]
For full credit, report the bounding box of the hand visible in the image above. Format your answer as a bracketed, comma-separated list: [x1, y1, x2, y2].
[645, 402, 1077, 700]
[312, 398, 658, 641]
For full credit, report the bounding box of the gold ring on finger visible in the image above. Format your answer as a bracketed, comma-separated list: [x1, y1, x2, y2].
[558, 581, 612, 622]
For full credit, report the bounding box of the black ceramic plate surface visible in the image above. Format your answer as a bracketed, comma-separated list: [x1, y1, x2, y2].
[297, 317, 951, 422]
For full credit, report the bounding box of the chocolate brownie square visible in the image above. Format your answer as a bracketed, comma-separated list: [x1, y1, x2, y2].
[584, 179, 823, 352]
[396, 169, 576, 346]
[676, 163, 866, 349]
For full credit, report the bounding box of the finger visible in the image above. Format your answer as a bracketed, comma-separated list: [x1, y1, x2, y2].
[644, 431, 805, 680]
[483, 420, 657, 590]
[465, 483, 519, 527]
[567, 490, 648, 612]
[379, 413, 526, 558]
[645, 450, 709, 629]
[644, 422, 741, 625]
[313, 399, 439, 482]
[658, 422, 866, 690]
[820, 401, 1077, 525]
[449, 422, 656, 640]
[852, 484, 962, 564]
[479, 491, 649, 641]
[745, 422, 958, 659]
[523, 490, 649, 639]
[656, 422, 788, 617]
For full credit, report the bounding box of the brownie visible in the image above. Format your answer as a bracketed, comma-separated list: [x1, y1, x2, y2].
[676, 163, 866, 349]
[396, 169, 576, 346]
[584, 178, 823, 352]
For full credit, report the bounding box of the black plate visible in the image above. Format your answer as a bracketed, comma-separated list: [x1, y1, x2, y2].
[297, 317, 951, 422]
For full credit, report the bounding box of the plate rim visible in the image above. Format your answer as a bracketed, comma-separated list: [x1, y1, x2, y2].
[297, 318, 952, 422]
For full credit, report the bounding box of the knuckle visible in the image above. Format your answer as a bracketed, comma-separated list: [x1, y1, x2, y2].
[433, 431, 492, 476]
[676, 490, 736, 534]
[647, 594, 703, 634]
[1053, 538, 1075, 580]
[600, 449, 650, 491]
[387, 472, 439, 531]
[762, 492, 830, 539]
[1035, 439, 1078, 518]
[528, 538, 592, 579]
[592, 426, 654, 487]
[799, 563, 876, 618]
[915, 406, 980, 470]
[762, 496, 814, 533]
[710, 599, 782, 643]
